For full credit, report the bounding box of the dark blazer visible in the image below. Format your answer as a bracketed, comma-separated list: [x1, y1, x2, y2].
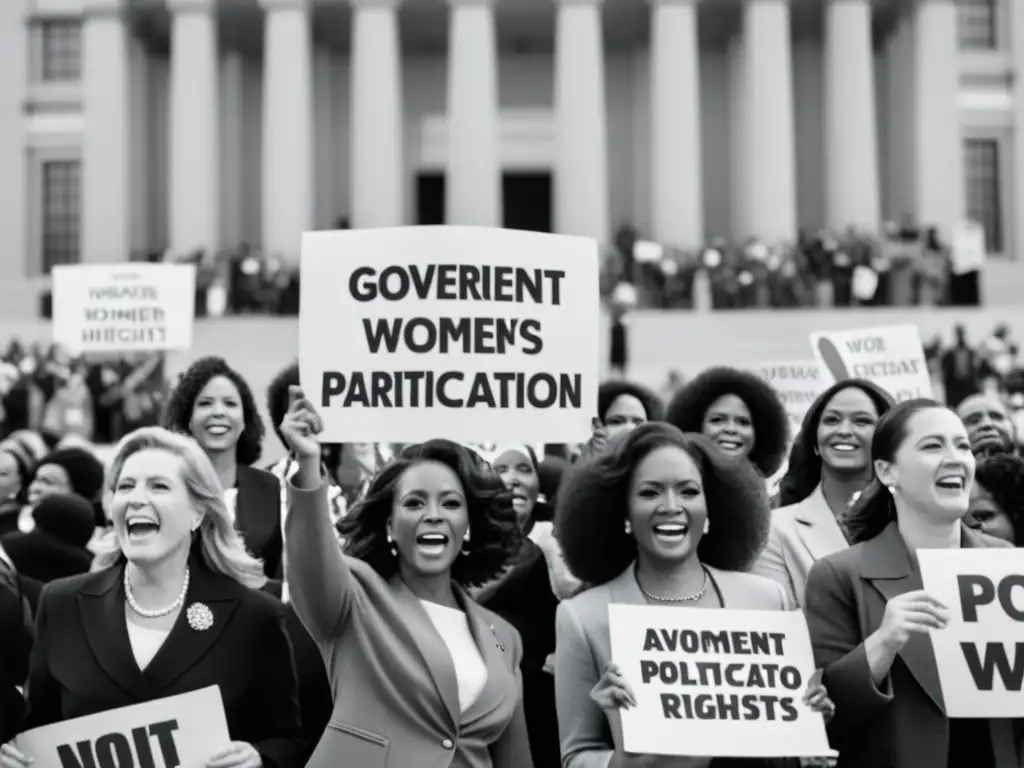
[236, 465, 284, 580]
[0, 561, 30, 741]
[804, 521, 1020, 768]
[19, 555, 306, 768]
[286, 480, 533, 768]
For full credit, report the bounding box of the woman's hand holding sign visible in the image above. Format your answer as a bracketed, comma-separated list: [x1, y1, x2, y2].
[280, 385, 324, 489]
[0, 741, 31, 768]
[865, 589, 949, 686]
[590, 661, 636, 711]
[878, 590, 949, 653]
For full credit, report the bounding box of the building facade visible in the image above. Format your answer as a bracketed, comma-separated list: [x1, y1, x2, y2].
[0, 0, 1021, 280]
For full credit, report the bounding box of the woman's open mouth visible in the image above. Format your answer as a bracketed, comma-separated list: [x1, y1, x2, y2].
[415, 532, 450, 558]
[126, 515, 161, 541]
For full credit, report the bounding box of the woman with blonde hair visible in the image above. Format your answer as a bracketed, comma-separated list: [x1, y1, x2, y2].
[1, 427, 306, 768]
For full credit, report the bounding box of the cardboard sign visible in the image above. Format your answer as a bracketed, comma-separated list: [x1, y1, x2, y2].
[607, 605, 834, 758]
[15, 686, 230, 768]
[756, 361, 828, 437]
[52, 264, 196, 354]
[299, 226, 600, 444]
[810, 325, 931, 402]
[918, 549, 1024, 718]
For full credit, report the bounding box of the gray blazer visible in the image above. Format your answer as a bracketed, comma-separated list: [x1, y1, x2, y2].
[753, 485, 849, 609]
[554, 564, 791, 768]
[285, 480, 533, 768]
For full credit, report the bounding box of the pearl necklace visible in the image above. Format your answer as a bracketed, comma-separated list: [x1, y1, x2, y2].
[636, 564, 710, 604]
[125, 566, 190, 619]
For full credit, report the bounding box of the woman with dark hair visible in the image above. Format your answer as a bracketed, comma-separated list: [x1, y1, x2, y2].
[755, 380, 894, 607]
[665, 366, 789, 477]
[281, 387, 533, 768]
[965, 452, 1024, 545]
[579, 380, 665, 461]
[163, 356, 282, 581]
[554, 422, 833, 767]
[804, 399, 1016, 768]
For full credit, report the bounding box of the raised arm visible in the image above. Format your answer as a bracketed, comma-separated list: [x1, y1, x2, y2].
[281, 386, 354, 644]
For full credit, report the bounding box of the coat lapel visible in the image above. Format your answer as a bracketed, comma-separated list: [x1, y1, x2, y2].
[792, 485, 849, 562]
[862, 521, 944, 713]
[389, 576, 461, 731]
[140, 557, 241, 696]
[459, 589, 515, 725]
[77, 564, 145, 697]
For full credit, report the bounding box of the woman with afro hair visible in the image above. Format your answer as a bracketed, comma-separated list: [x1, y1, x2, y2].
[577, 379, 665, 461]
[163, 356, 283, 582]
[280, 388, 533, 767]
[664, 366, 789, 478]
[754, 379, 893, 608]
[965, 452, 1024, 545]
[553, 422, 834, 767]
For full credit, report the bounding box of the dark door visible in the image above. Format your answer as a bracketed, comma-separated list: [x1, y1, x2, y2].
[416, 173, 445, 225]
[503, 173, 552, 233]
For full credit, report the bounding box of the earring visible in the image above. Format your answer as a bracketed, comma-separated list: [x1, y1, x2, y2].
[886, 485, 896, 496]
[460, 528, 471, 556]
[464, 527, 471, 543]
[386, 531, 397, 557]
[703, 519, 710, 535]
[624, 520, 633, 535]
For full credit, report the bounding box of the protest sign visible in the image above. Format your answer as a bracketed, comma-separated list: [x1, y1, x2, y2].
[299, 226, 600, 444]
[756, 361, 828, 436]
[52, 264, 196, 354]
[15, 686, 230, 768]
[607, 605, 833, 758]
[918, 549, 1024, 717]
[810, 325, 931, 402]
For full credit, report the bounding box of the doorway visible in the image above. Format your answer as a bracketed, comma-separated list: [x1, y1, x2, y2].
[415, 172, 553, 233]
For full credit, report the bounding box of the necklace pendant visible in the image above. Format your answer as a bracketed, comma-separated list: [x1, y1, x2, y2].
[186, 602, 214, 632]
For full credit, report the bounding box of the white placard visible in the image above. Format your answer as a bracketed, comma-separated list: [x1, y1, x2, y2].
[16, 686, 230, 768]
[607, 604, 834, 758]
[918, 549, 1024, 718]
[810, 324, 932, 402]
[951, 221, 986, 276]
[299, 226, 600, 444]
[756, 361, 829, 437]
[52, 263, 196, 354]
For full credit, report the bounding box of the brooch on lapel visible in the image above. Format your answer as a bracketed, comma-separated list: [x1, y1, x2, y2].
[186, 602, 215, 632]
[488, 624, 505, 653]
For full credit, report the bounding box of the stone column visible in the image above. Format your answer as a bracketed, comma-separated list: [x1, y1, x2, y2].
[553, 0, 609, 242]
[350, 0, 405, 228]
[168, 0, 219, 256]
[261, 0, 313, 260]
[1012, 0, 1024, 257]
[650, 0, 702, 248]
[912, 0, 963, 236]
[742, 0, 797, 242]
[824, 0, 881, 230]
[445, 0, 500, 226]
[728, 33, 748, 238]
[82, 0, 130, 262]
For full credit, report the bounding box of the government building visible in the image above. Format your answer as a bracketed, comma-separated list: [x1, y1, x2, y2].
[0, 0, 1020, 283]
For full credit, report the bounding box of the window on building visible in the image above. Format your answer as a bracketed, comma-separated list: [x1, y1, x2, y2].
[957, 0, 998, 50]
[964, 139, 1003, 253]
[40, 20, 82, 82]
[41, 160, 81, 272]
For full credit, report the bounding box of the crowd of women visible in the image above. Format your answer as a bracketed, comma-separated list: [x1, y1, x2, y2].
[2, 350, 1023, 768]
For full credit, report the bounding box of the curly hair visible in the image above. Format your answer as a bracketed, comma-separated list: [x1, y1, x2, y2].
[973, 453, 1024, 546]
[664, 366, 789, 477]
[845, 398, 943, 544]
[555, 422, 770, 586]
[779, 379, 895, 507]
[598, 380, 665, 423]
[163, 357, 265, 467]
[338, 439, 523, 587]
